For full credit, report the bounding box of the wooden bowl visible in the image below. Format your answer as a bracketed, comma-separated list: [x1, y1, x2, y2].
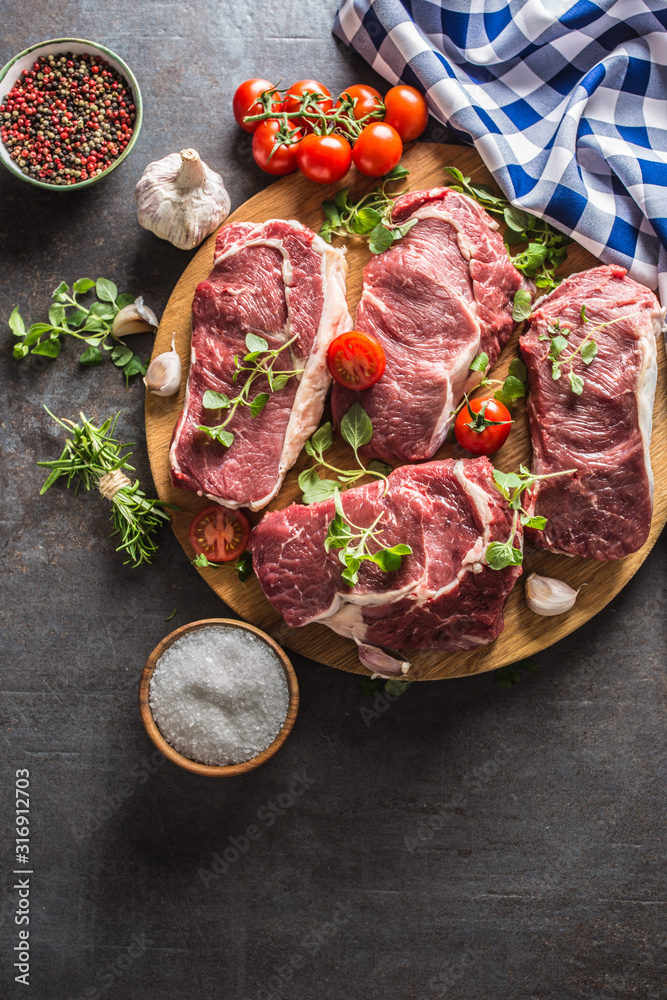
[139, 618, 299, 776]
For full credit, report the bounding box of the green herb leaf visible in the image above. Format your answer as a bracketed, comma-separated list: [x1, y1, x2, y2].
[48, 303, 66, 327]
[470, 352, 489, 373]
[385, 164, 410, 180]
[368, 459, 392, 477]
[250, 392, 270, 417]
[351, 207, 383, 234]
[340, 402, 373, 452]
[111, 344, 133, 367]
[384, 678, 411, 696]
[270, 373, 290, 392]
[580, 340, 598, 365]
[202, 390, 231, 410]
[245, 333, 269, 355]
[52, 281, 69, 302]
[485, 539, 523, 570]
[121, 355, 146, 386]
[508, 358, 527, 382]
[341, 556, 362, 586]
[512, 288, 532, 323]
[115, 292, 136, 309]
[503, 206, 533, 232]
[24, 323, 54, 346]
[520, 513, 547, 530]
[361, 676, 384, 696]
[322, 200, 342, 226]
[8, 306, 26, 338]
[334, 187, 349, 210]
[13, 343, 29, 359]
[492, 470, 522, 498]
[32, 339, 61, 358]
[368, 223, 395, 255]
[372, 543, 413, 572]
[310, 422, 333, 456]
[73, 278, 96, 294]
[235, 550, 253, 583]
[192, 552, 213, 568]
[80, 346, 104, 366]
[96, 277, 118, 303]
[495, 374, 526, 406]
[568, 371, 584, 395]
[198, 424, 234, 448]
[298, 468, 339, 504]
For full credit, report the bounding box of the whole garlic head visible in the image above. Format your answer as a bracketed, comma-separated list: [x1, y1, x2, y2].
[135, 149, 230, 250]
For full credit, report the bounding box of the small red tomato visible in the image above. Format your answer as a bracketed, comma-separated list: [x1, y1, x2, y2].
[327, 330, 386, 390]
[352, 122, 403, 177]
[252, 119, 302, 175]
[232, 78, 282, 134]
[383, 85, 429, 142]
[454, 397, 512, 456]
[189, 505, 251, 562]
[336, 83, 382, 121]
[296, 133, 352, 185]
[283, 79, 333, 132]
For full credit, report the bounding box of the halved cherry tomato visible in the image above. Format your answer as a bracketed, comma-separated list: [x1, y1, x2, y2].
[232, 78, 282, 134]
[382, 85, 429, 143]
[336, 83, 382, 121]
[297, 133, 352, 185]
[454, 397, 512, 456]
[252, 119, 302, 175]
[282, 79, 332, 132]
[189, 505, 251, 563]
[352, 122, 403, 177]
[327, 330, 386, 390]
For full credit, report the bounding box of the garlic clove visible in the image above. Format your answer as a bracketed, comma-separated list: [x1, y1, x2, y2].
[144, 335, 181, 397]
[135, 148, 231, 251]
[113, 296, 158, 338]
[525, 573, 580, 616]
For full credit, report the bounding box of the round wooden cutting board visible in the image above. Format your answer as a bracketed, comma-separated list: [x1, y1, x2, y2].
[145, 142, 667, 681]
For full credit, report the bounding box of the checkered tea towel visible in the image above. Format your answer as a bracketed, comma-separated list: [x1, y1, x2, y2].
[334, 0, 667, 301]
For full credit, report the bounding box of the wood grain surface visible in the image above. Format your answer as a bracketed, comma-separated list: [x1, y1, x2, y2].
[145, 142, 667, 681]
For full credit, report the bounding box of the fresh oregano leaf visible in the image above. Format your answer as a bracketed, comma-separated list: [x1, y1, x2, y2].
[250, 392, 270, 417]
[470, 352, 490, 373]
[198, 425, 235, 448]
[580, 340, 598, 365]
[32, 339, 61, 358]
[73, 278, 96, 294]
[8, 306, 26, 338]
[95, 277, 118, 303]
[485, 539, 523, 570]
[568, 371, 584, 395]
[202, 390, 231, 409]
[340, 402, 373, 452]
[80, 346, 104, 366]
[368, 223, 395, 255]
[512, 288, 532, 323]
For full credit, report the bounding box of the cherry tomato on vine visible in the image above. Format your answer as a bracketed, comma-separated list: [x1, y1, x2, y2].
[383, 85, 429, 142]
[282, 79, 332, 131]
[454, 397, 512, 456]
[326, 330, 386, 390]
[352, 122, 403, 177]
[232, 78, 282, 134]
[336, 83, 382, 120]
[252, 119, 302, 175]
[189, 505, 251, 563]
[296, 133, 352, 185]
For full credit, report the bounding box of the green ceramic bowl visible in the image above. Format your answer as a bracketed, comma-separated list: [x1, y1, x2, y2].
[0, 38, 143, 190]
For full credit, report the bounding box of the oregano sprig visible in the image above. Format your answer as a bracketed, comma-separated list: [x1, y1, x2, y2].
[485, 464, 576, 570]
[325, 488, 412, 587]
[196, 333, 304, 448]
[9, 278, 150, 386]
[540, 306, 644, 396]
[467, 352, 528, 408]
[298, 402, 392, 504]
[319, 165, 416, 254]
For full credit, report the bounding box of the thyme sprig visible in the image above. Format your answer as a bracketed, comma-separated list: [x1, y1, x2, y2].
[298, 403, 391, 504]
[445, 166, 572, 295]
[319, 165, 416, 254]
[325, 488, 412, 587]
[9, 278, 149, 386]
[38, 409, 175, 568]
[540, 306, 644, 395]
[486, 465, 575, 570]
[196, 333, 304, 448]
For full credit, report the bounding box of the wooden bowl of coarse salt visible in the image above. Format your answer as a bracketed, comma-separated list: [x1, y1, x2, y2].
[139, 619, 299, 776]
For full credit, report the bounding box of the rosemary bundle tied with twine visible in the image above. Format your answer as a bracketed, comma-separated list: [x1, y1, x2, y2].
[38, 408, 176, 568]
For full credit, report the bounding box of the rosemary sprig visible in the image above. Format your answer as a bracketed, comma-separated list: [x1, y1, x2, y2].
[325, 488, 412, 587]
[445, 166, 572, 295]
[319, 165, 416, 253]
[196, 333, 304, 448]
[486, 465, 575, 570]
[298, 403, 391, 504]
[9, 278, 150, 385]
[38, 408, 175, 568]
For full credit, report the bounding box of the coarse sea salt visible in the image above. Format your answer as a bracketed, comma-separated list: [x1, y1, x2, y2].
[149, 626, 290, 767]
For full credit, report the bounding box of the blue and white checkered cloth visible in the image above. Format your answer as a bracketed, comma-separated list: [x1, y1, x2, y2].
[334, 0, 667, 301]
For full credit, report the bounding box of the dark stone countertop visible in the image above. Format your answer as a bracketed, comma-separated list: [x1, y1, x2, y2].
[1, 3, 665, 999]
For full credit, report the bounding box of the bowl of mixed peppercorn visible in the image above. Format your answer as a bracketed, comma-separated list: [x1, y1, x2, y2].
[0, 38, 142, 189]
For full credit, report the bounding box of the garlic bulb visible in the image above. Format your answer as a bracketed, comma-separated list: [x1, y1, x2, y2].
[525, 573, 580, 616]
[135, 148, 230, 250]
[144, 335, 181, 397]
[113, 296, 158, 338]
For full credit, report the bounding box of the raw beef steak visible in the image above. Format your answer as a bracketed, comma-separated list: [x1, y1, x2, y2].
[331, 187, 528, 464]
[251, 457, 522, 675]
[520, 265, 663, 560]
[170, 219, 351, 510]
